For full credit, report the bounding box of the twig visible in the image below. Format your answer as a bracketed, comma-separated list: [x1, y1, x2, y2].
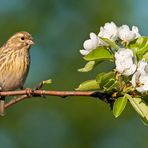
[2, 89, 95, 109]
[5, 95, 28, 109]
[0, 89, 94, 97]
[0, 89, 113, 110]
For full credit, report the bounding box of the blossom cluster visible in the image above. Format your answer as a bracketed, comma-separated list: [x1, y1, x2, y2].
[80, 22, 140, 56]
[115, 48, 148, 92]
[80, 22, 148, 93]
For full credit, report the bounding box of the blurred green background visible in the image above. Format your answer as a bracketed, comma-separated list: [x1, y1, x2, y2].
[0, 0, 147, 148]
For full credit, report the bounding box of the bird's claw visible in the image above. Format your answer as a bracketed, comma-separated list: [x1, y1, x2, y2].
[25, 88, 33, 97]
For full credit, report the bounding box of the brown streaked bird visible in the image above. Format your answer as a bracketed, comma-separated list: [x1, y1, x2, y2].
[0, 31, 34, 115]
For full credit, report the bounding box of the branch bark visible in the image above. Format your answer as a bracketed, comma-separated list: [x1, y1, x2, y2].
[0, 88, 113, 111]
[0, 89, 94, 97]
[3, 89, 96, 109]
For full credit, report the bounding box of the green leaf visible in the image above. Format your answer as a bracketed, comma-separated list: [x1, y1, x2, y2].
[96, 72, 114, 87]
[126, 94, 148, 124]
[143, 52, 148, 61]
[127, 36, 148, 59]
[84, 47, 113, 61]
[96, 72, 117, 92]
[76, 80, 99, 91]
[78, 61, 97, 72]
[42, 79, 52, 85]
[113, 96, 127, 118]
[100, 37, 119, 50]
[36, 79, 52, 89]
[103, 79, 118, 92]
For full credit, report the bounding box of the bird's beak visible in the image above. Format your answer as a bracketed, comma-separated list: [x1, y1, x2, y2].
[26, 39, 34, 45]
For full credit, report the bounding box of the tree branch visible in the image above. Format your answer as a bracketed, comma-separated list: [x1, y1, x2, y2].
[2, 89, 95, 109]
[0, 89, 94, 97]
[0, 88, 113, 110]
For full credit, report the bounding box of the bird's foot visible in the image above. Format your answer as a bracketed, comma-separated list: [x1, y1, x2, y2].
[25, 88, 33, 97]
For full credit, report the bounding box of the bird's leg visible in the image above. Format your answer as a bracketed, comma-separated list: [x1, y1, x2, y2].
[0, 86, 5, 117]
[25, 88, 33, 97]
[0, 98, 5, 116]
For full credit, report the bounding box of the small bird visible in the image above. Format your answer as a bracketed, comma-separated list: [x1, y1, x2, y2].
[0, 31, 34, 115]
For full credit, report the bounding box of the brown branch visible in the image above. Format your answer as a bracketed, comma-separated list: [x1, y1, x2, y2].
[0, 89, 94, 97]
[5, 95, 28, 109]
[2, 89, 97, 109]
[0, 88, 113, 110]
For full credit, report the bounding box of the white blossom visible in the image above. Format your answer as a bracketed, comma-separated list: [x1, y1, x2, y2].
[80, 33, 98, 55]
[80, 32, 106, 56]
[115, 48, 136, 76]
[118, 25, 141, 42]
[98, 22, 118, 41]
[131, 72, 148, 92]
[137, 60, 148, 74]
[131, 60, 148, 92]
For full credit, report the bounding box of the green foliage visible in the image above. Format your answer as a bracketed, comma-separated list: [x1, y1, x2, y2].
[96, 72, 114, 86]
[76, 79, 99, 90]
[100, 37, 120, 50]
[127, 37, 148, 60]
[83, 47, 113, 61]
[78, 61, 97, 72]
[96, 71, 118, 92]
[143, 52, 148, 61]
[113, 95, 127, 118]
[42, 79, 52, 85]
[127, 94, 148, 125]
[78, 36, 148, 125]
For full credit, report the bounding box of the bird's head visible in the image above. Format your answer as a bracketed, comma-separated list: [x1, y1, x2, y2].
[6, 31, 34, 49]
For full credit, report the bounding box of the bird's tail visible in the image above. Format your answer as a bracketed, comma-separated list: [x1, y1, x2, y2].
[0, 97, 5, 116]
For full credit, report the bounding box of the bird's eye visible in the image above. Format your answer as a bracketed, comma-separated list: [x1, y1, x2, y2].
[21, 37, 25, 40]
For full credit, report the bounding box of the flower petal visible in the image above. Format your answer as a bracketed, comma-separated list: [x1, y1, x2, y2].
[98, 22, 118, 41]
[115, 48, 136, 76]
[80, 49, 90, 55]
